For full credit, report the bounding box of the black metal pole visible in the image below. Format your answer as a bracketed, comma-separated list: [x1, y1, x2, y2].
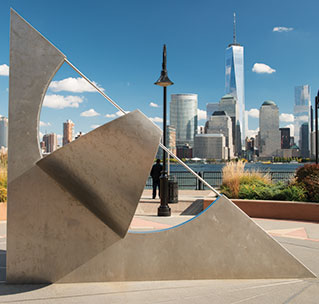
[158, 86, 171, 216]
[316, 95, 318, 164]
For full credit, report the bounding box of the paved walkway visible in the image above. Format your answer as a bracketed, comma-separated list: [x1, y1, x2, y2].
[0, 190, 318, 303]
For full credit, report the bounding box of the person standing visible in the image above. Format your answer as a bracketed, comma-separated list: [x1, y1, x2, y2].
[150, 159, 162, 199]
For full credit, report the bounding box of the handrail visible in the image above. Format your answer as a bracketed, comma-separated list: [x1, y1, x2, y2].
[64, 58, 221, 196]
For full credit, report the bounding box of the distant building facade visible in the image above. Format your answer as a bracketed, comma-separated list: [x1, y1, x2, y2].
[194, 134, 226, 160]
[279, 128, 290, 149]
[205, 111, 234, 159]
[63, 119, 74, 146]
[170, 94, 198, 148]
[259, 101, 281, 158]
[43, 133, 57, 153]
[294, 85, 311, 151]
[300, 123, 310, 158]
[0, 116, 8, 148]
[218, 94, 241, 155]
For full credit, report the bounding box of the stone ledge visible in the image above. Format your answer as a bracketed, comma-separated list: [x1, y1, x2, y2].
[204, 198, 319, 222]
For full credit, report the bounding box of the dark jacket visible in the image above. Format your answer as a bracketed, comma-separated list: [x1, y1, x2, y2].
[150, 163, 162, 181]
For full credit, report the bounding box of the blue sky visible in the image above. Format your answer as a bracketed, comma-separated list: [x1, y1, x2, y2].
[0, 0, 319, 143]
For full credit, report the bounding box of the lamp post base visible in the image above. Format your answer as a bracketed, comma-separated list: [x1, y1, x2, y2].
[158, 205, 171, 216]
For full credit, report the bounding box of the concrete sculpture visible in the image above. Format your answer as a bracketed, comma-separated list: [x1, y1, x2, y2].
[6, 10, 315, 283]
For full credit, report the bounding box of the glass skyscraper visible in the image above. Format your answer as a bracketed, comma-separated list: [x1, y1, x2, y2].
[170, 94, 198, 148]
[294, 85, 311, 151]
[225, 13, 245, 145]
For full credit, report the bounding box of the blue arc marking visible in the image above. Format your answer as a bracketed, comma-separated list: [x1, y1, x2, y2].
[128, 196, 220, 234]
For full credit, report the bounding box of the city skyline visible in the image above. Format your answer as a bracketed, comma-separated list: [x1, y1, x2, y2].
[1, 0, 319, 145]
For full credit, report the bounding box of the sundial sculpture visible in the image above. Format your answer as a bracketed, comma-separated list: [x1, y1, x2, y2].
[6, 9, 315, 283]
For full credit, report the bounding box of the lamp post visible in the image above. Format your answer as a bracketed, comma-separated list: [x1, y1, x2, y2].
[315, 91, 319, 164]
[155, 44, 174, 216]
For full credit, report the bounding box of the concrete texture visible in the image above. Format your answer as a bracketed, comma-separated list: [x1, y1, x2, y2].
[8, 9, 65, 183]
[37, 110, 160, 238]
[54, 196, 315, 282]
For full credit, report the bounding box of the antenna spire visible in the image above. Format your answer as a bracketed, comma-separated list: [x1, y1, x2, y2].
[233, 12, 236, 44]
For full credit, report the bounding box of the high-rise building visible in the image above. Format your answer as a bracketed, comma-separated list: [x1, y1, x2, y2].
[170, 94, 198, 148]
[0, 116, 8, 148]
[279, 128, 290, 149]
[63, 119, 74, 146]
[300, 123, 310, 158]
[225, 13, 245, 145]
[259, 101, 281, 157]
[194, 134, 226, 160]
[218, 94, 240, 154]
[294, 85, 311, 150]
[42, 133, 57, 153]
[206, 103, 219, 120]
[205, 111, 234, 159]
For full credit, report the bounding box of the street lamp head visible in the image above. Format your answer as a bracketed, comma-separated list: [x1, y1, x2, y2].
[154, 44, 174, 87]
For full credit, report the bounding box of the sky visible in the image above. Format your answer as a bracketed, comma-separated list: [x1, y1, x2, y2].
[1, 0, 319, 144]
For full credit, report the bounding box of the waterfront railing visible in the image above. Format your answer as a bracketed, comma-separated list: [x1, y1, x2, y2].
[145, 171, 296, 190]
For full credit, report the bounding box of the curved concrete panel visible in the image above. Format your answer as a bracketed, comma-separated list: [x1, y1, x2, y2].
[8, 9, 65, 183]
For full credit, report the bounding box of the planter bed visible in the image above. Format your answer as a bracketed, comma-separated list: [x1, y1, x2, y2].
[203, 198, 319, 222]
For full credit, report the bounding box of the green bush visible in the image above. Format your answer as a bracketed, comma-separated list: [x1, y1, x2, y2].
[295, 164, 319, 202]
[0, 187, 6, 202]
[236, 182, 306, 201]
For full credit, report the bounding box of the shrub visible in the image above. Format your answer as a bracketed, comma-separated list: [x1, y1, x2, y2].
[0, 187, 6, 202]
[295, 164, 319, 202]
[221, 161, 245, 198]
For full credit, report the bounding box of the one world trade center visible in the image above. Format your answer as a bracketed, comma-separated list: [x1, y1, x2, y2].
[225, 13, 245, 152]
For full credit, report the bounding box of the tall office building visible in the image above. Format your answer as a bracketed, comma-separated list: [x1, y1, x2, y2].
[0, 116, 8, 148]
[218, 94, 240, 154]
[300, 123, 310, 158]
[63, 119, 74, 146]
[279, 128, 290, 149]
[206, 103, 219, 120]
[294, 85, 311, 150]
[259, 101, 281, 157]
[43, 133, 57, 153]
[170, 94, 198, 148]
[205, 111, 234, 159]
[194, 134, 227, 160]
[225, 13, 245, 145]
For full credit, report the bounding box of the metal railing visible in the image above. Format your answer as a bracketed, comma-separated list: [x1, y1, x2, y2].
[145, 170, 296, 190]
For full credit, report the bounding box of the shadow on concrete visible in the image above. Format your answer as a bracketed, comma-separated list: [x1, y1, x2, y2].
[181, 199, 203, 215]
[0, 249, 49, 295]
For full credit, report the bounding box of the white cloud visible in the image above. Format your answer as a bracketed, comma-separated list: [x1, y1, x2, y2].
[43, 94, 84, 109]
[116, 110, 126, 117]
[252, 63, 276, 74]
[246, 128, 259, 138]
[105, 113, 116, 118]
[273, 26, 294, 32]
[39, 131, 44, 140]
[49, 77, 104, 93]
[40, 121, 51, 127]
[198, 109, 206, 121]
[80, 108, 100, 117]
[0, 64, 9, 76]
[149, 117, 163, 123]
[91, 124, 101, 129]
[280, 113, 294, 123]
[283, 124, 294, 137]
[150, 102, 159, 108]
[247, 108, 259, 118]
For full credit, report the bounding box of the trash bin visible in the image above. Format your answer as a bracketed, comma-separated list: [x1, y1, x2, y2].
[168, 179, 178, 204]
